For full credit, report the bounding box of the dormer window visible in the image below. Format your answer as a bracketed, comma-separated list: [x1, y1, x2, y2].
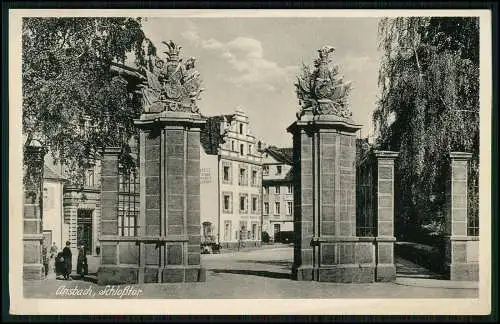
[239, 123, 244, 135]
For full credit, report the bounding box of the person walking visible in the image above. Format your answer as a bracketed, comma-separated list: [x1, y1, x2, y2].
[50, 242, 58, 257]
[49, 242, 58, 275]
[62, 241, 72, 280]
[42, 243, 49, 277]
[76, 245, 88, 279]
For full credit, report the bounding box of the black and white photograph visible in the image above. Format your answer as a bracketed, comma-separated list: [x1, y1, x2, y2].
[8, 9, 492, 315]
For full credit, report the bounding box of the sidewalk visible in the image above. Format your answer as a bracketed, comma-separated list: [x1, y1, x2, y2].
[394, 277, 479, 289]
[24, 247, 478, 299]
[218, 243, 292, 254]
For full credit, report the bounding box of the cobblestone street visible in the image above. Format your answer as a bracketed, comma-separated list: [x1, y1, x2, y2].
[24, 247, 478, 299]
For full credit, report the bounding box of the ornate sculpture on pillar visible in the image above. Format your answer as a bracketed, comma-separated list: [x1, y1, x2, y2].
[139, 40, 204, 114]
[295, 46, 353, 120]
[288, 46, 377, 283]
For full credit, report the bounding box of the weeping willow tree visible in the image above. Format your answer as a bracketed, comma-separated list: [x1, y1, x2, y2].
[374, 17, 479, 240]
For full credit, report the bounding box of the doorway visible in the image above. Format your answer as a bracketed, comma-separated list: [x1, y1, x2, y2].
[77, 209, 93, 255]
[273, 223, 281, 241]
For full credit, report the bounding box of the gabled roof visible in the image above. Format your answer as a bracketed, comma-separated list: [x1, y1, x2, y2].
[264, 146, 293, 165]
[44, 164, 66, 181]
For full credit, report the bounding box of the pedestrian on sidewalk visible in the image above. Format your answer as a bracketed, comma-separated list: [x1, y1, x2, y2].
[49, 242, 58, 275]
[62, 241, 72, 280]
[76, 245, 88, 279]
[42, 243, 49, 277]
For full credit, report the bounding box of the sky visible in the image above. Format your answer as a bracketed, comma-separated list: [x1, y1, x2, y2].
[141, 17, 382, 148]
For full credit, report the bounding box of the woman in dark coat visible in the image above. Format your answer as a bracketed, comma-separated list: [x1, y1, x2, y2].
[76, 245, 88, 278]
[62, 241, 72, 280]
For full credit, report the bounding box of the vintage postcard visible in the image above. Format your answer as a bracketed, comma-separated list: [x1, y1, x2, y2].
[8, 9, 492, 315]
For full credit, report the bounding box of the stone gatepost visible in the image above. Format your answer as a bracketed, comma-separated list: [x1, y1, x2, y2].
[97, 147, 124, 284]
[134, 112, 206, 283]
[97, 40, 207, 284]
[373, 151, 398, 282]
[288, 45, 376, 283]
[288, 112, 375, 283]
[443, 152, 479, 281]
[23, 144, 46, 280]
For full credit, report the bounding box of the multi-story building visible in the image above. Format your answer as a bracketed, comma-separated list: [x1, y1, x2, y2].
[261, 146, 294, 241]
[200, 108, 263, 249]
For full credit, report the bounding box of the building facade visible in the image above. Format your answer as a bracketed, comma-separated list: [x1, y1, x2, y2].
[42, 136, 140, 261]
[200, 108, 264, 249]
[42, 163, 66, 252]
[261, 146, 294, 241]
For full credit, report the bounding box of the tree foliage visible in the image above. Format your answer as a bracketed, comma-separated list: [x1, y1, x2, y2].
[374, 17, 479, 239]
[22, 17, 156, 184]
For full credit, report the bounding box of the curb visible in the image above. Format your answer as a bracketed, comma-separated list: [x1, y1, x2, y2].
[394, 277, 479, 289]
[217, 244, 293, 254]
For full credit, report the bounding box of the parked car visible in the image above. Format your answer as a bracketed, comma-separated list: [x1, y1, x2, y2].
[275, 231, 294, 244]
[200, 242, 222, 254]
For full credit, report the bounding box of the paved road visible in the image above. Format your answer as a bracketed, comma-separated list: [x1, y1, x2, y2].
[24, 247, 477, 299]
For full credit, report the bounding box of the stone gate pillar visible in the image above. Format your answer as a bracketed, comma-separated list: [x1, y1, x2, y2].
[373, 151, 398, 282]
[444, 152, 479, 281]
[133, 111, 206, 283]
[23, 144, 46, 280]
[289, 45, 377, 283]
[97, 147, 122, 284]
[288, 112, 376, 282]
[97, 40, 207, 284]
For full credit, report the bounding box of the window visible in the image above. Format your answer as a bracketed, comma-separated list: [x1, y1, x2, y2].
[251, 170, 258, 186]
[263, 165, 269, 175]
[287, 184, 293, 194]
[223, 165, 230, 182]
[263, 202, 269, 215]
[222, 192, 232, 213]
[239, 167, 247, 186]
[239, 221, 247, 240]
[118, 166, 139, 237]
[274, 223, 281, 235]
[118, 204, 137, 236]
[231, 141, 235, 151]
[248, 144, 252, 155]
[287, 201, 293, 215]
[252, 223, 257, 240]
[252, 196, 258, 213]
[240, 144, 245, 155]
[276, 165, 282, 175]
[224, 221, 232, 241]
[239, 194, 248, 213]
[275, 202, 280, 215]
[275, 186, 280, 194]
[263, 186, 269, 195]
[202, 222, 213, 238]
[43, 187, 53, 209]
[239, 123, 243, 134]
[86, 168, 95, 187]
